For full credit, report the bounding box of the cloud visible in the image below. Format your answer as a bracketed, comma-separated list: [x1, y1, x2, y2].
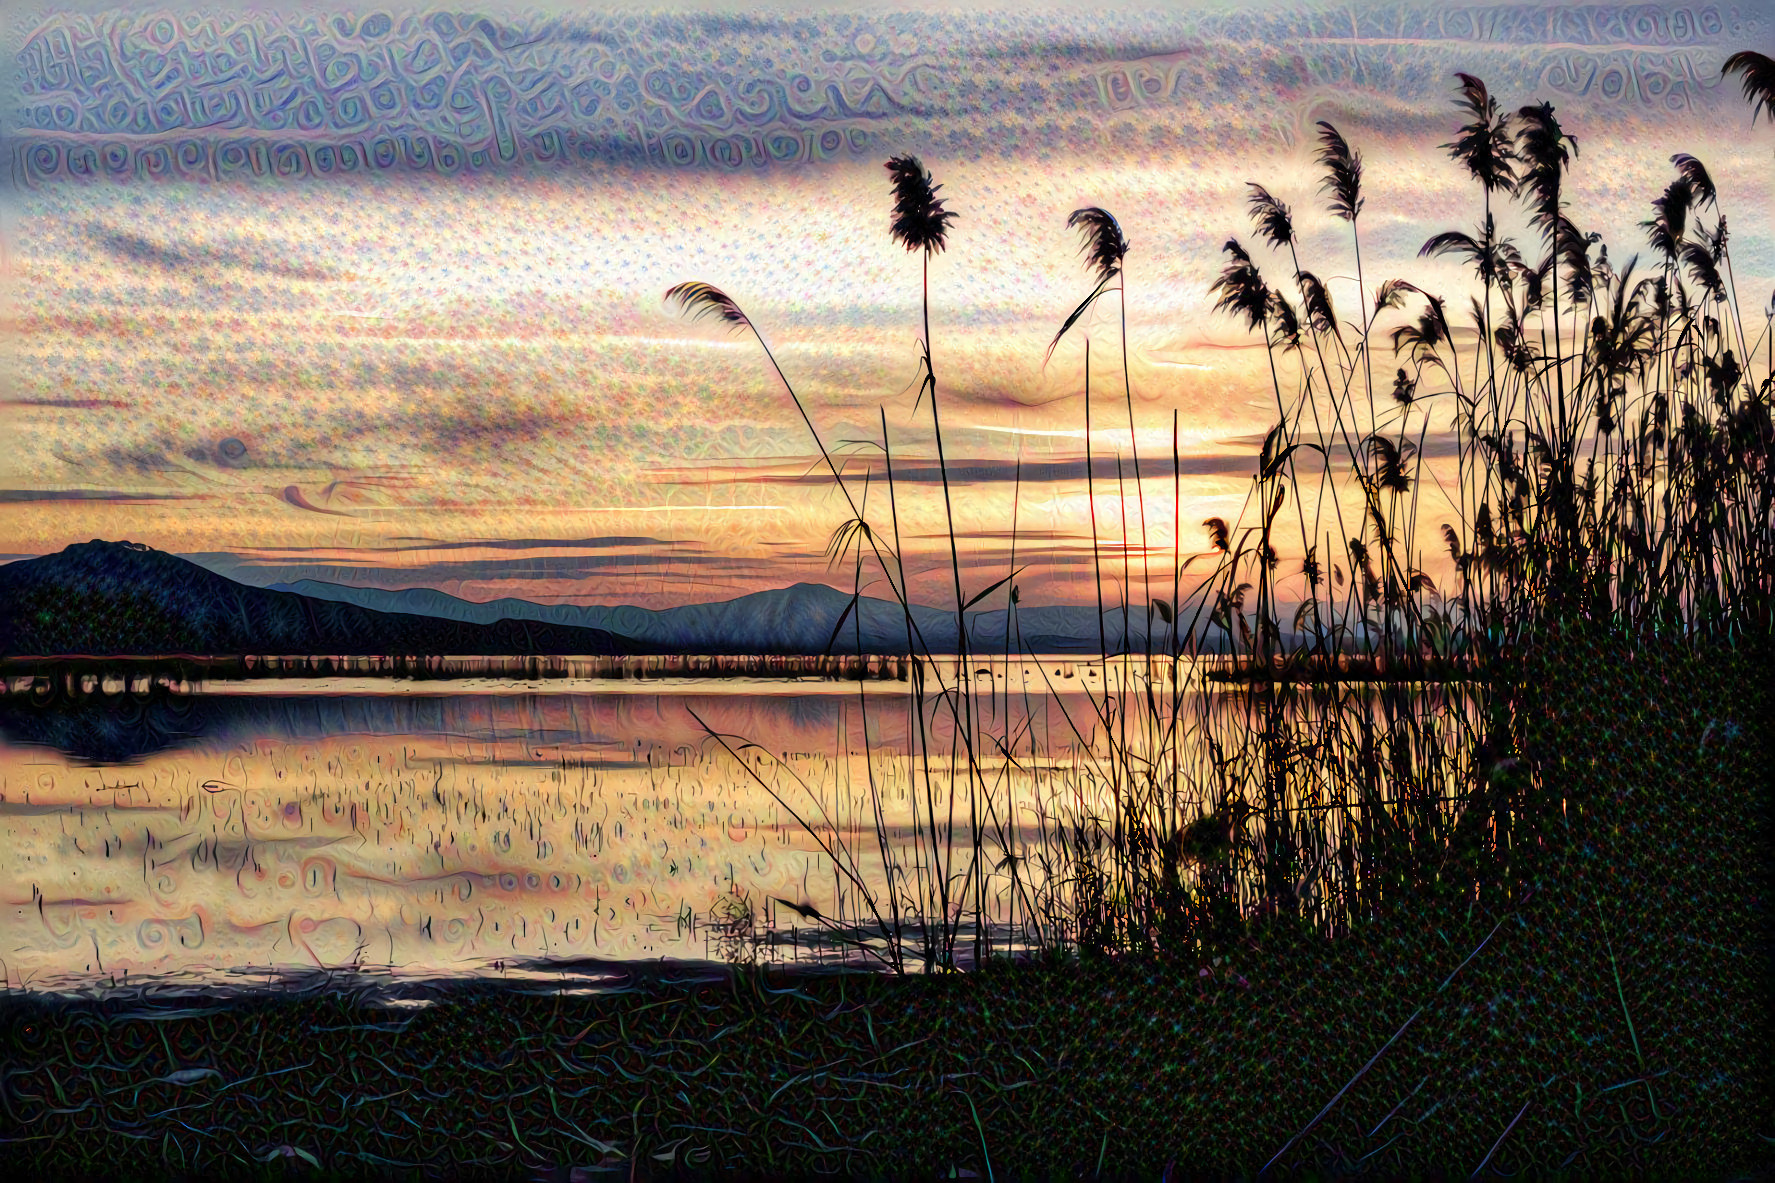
[911, 528, 1094, 543]
[91, 226, 340, 282]
[650, 432, 1475, 491]
[650, 452, 1268, 488]
[219, 551, 746, 585]
[0, 489, 207, 503]
[233, 536, 700, 555]
[280, 486, 355, 516]
[0, 398, 132, 410]
[383, 536, 692, 552]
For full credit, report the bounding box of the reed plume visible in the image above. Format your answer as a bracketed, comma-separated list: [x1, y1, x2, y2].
[1204, 517, 1230, 553]
[1669, 153, 1717, 209]
[1045, 207, 1127, 364]
[1419, 215, 1521, 288]
[1723, 51, 1775, 124]
[1245, 185, 1295, 251]
[1210, 239, 1270, 331]
[1314, 121, 1364, 222]
[1268, 292, 1304, 353]
[1682, 238, 1727, 304]
[1443, 73, 1518, 195]
[1365, 435, 1414, 493]
[1643, 177, 1693, 262]
[885, 154, 958, 255]
[1558, 219, 1597, 306]
[664, 281, 752, 332]
[1514, 102, 1576, 242]
[1391, 368, 1418, 405]
[1295, 271, 1341, 339]
[1373, 278, 1413, 314]
[1066, 206, 1128, 284]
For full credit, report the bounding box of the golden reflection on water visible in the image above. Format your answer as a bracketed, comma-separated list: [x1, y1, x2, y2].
[1, 659, 1143, 989]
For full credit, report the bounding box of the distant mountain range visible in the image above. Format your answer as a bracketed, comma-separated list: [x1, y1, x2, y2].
[0, 541, 636, 657]
[266, 577, 1201, 655]
[0, 539, 1244, 658]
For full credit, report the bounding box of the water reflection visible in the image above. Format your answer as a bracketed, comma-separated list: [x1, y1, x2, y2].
[2, 656, 1444, 992]
[0, 656, 1144, 764]
[0, 659, 1119, 991]
[0, 686, 864, 764]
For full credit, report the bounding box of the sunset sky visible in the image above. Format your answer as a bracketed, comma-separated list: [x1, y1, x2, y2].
[4, 1, 1771, 610]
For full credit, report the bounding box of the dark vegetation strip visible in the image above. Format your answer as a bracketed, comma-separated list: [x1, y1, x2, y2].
[0, 652, 917, 697]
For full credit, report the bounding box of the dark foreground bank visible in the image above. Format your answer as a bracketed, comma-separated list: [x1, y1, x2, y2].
[1, 628, 1769, 1183]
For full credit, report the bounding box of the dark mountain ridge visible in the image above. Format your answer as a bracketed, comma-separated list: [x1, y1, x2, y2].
[269, 576, 1240, 655]
[0, 541, 638, 657]
[0, 540, 1264, 659]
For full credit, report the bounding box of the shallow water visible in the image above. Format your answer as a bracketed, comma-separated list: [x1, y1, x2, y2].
[0, 657, 1191, 991]
[1, 654, 1482, 992]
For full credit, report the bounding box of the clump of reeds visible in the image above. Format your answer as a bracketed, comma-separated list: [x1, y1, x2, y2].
[1075, 57, 1775, 958]
[665, 55, 1775, 971]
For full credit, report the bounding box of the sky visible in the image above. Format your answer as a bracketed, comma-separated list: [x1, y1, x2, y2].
[3, 1, 1772, 610]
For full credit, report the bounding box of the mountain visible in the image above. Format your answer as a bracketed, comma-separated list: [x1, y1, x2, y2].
[0, 540, 1260, 660]
[268, 578, 1227, 655]
[269, 578, 954, 653]
[0, 541, 638, 657]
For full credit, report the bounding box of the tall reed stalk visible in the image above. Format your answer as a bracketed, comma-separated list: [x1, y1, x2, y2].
[665, 60, 1774, 970]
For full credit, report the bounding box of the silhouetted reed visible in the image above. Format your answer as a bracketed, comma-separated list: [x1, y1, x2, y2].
[1724, 50, 1775, 123]
[666, 62, 1774, 971]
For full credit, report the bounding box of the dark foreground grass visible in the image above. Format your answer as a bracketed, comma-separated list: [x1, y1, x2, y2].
[2, 627, 1766, 1183]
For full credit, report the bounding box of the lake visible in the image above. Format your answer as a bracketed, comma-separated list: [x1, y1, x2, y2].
[1, 656, 1199, 992]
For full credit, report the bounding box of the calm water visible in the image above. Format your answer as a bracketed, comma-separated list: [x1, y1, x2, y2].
[2, 657, 1191, 991]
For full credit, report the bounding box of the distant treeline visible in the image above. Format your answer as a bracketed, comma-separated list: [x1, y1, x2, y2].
[0, 651, 916, 699]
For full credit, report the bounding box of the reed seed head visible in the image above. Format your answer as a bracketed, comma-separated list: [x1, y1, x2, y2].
[1443, 73, 1518, 194]
[1269, 292, 1303, 353]
[1373, 278, 1413, 314]
[1296, 271, 1340, 337]
[1314, 122, 1364, 222]
[664, 281, 752, 333]
[1669, 154, 1717, 209]
[1066, 207, 1128, 285]
[1210, 239, 1270, 332]
[1514, 102, 1577, 238]
[1644, 178, 1693, 261]
[1245, 185, 1295, 250]
[1723, 51, 1775, 124]
[885, 155, 959, 255]
[1392, 367, 1418, 405]
[1204, 517, 1230, 553]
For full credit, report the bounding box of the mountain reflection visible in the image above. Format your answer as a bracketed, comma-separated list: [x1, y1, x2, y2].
[0, 685, 861, 764]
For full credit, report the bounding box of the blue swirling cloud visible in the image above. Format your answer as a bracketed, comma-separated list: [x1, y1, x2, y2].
[9, 5, 1763, 185]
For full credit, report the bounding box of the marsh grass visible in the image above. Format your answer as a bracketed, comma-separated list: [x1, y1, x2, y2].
[663, 69, 1774, 978]
[667, 71, 1775, 973]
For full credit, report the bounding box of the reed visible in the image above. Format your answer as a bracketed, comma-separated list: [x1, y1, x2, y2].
[665, 64, 1775, 972]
